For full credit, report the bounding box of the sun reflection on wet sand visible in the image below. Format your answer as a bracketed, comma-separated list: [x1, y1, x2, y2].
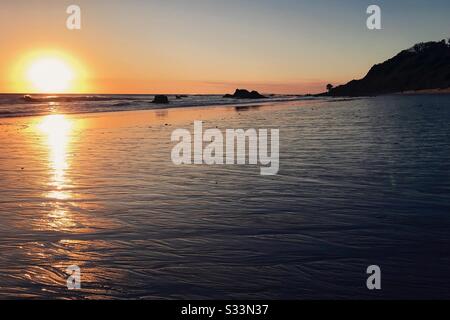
[47, 207, 77, 231]
[37, 114, 75, 229]
[28, 114, 121, 296]
[7, 104, 308, 298]
[38, 115, 73, 195]
[34, 113, 117, 234]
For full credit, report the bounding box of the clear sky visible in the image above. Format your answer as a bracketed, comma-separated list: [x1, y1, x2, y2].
[1, 0, 449, 94]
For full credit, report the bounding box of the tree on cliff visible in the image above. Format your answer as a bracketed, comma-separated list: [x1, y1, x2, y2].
[326, 84, 334, 92]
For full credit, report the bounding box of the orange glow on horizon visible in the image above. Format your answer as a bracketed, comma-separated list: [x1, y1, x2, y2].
[5, 49, 336, 95]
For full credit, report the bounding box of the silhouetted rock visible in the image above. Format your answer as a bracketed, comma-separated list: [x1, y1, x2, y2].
[323, 39, 450, 97]
[152, 95, 169, 104]
[224, 89, 266, 99]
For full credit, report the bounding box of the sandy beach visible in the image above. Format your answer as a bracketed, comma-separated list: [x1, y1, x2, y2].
[1, 95, 450, 299]
[0, 99, 323, 298]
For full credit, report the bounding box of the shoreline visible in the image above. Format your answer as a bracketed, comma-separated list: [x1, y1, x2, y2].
[317, 90, 450, 98]
[2, 91, 447, 121]
[396, 88, 450, 95]
[1, 98, 327, 131]
[0, 96, 327, 121]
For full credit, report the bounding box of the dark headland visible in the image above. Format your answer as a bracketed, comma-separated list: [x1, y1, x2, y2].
[321, 39, 450, 97]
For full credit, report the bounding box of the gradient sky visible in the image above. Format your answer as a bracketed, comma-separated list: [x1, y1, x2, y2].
[1, 0, 449, 94]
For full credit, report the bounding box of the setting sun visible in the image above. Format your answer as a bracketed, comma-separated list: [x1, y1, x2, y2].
[27, 58, 74, 93]
[9, 50, 90, 94]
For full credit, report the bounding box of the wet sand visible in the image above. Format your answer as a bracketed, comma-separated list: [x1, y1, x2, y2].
[1, 96, 449, 299]
[0, 100, 316, 298]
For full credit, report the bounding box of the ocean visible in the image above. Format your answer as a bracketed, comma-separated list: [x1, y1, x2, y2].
[0, 93, 312, 118]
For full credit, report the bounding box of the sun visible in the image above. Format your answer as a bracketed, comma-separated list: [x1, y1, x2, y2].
[27, 58, 74, 93]
[11, 50, 90, 94]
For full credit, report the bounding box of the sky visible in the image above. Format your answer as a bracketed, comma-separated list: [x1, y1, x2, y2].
[0, 0, 449, 94]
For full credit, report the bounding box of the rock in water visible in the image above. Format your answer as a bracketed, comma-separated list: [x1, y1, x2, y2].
[23, 95, 34, 102]
[152, 95, 169, 104]
[223, 89, 266, 99]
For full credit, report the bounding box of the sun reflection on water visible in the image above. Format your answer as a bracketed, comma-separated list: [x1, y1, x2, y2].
[26, 114, 117, 295]
[37, 114, 75, 231]
[38, 114, 73, 199]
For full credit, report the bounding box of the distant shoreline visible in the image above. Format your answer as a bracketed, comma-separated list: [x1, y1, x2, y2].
[395, 87, 450, 95]
[316, 87, 450, 98]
